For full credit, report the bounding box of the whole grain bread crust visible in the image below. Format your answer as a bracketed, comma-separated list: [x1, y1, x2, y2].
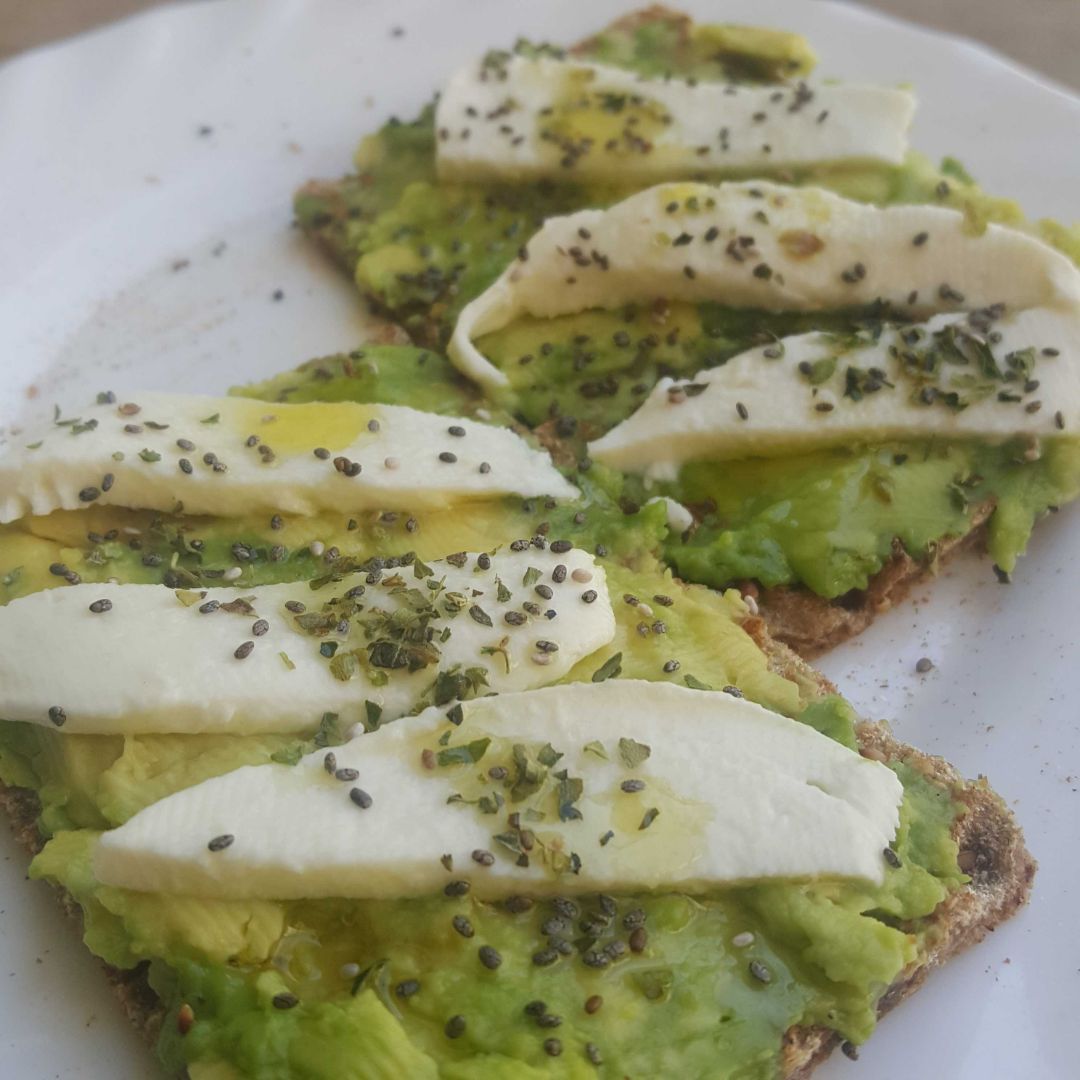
[749, 503, 997, 659]
[0, 617, 1034, 1078]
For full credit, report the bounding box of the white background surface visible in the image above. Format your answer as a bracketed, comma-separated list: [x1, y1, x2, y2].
[0, 1, 1077, 1076]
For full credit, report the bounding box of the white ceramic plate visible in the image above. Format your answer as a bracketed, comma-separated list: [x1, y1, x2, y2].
[0, 1, 1076, 1076]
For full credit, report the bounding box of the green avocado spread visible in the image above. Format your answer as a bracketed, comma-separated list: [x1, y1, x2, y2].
[1, 343, 968, 1078]
[473, 300, 1080, 598]
[0, 12, 1054, 1079]
[292, 14, 1080, 603]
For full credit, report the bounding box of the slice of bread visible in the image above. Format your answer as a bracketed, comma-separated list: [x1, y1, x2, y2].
[746, 504, 996, 658]
[0, 617, 1034, 1078]
[293, 7, 1017, 658]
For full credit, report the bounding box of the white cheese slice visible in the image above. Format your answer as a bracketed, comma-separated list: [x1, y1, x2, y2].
[591, 307, 1080, 476]
[93, 680, 903, 899]
[0, 546, 613, 735]
[435, 55, 913, 183]
[0, 393, 577, 524]
[448, 180, 1080, 390]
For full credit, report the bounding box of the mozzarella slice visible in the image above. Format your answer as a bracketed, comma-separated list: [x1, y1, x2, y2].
[0, 546, 613, 735]
[435, 55, 913, 183]
[591, 307, 1080, 475]
[448, 180, 1080, 390]
[0, 393, 576, 524]
[93, 680, 903, 899]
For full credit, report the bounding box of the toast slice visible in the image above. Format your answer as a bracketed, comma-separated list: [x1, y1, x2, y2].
[293, 6, 1068, 658]
[0, 621, 1034, 1078]
[745, 507, 995, 659]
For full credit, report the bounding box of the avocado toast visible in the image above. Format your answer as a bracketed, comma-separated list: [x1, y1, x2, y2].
[0, 365, 1035, 1077]
[295, 6, 1080, 654]
[0, 7, 1060, 1079]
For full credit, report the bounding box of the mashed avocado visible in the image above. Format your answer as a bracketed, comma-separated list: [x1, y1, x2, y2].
[14, 700, 964, 1080]
[0, 433, 967, 1076]
[0, 17, 994, 1079]
[473, 300, 1080, 598]
[664, 436, 1080, 597]
[291, 11, 1080, 606]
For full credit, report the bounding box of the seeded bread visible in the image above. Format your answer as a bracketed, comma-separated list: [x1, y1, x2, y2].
[740, 621, 1037, 1076]
[748, 503, 997, 658]
[0, 616, 1033, 1079]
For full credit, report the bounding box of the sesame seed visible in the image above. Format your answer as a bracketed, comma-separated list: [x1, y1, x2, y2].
[207, 834, 234, 852]
[234, 641, 255, 659]
[571, 568, 592, 583]
[223, 566, 243, 581]
[731, 932, 755, 947]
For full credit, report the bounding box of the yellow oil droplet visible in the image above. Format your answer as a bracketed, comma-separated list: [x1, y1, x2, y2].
[228, 400, 377, 456]
[542, 70, 672, 167]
